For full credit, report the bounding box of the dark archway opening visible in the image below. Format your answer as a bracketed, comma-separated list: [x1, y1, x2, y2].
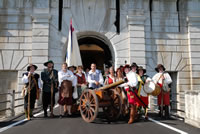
[78, 37, 112, 71]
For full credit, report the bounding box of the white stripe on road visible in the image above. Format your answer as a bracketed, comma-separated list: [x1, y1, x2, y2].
[148, 117, 188, 134]
[0, 104, 59, 133]
[0, 119, 27, 133]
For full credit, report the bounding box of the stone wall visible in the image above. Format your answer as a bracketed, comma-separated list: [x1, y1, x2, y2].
[0, 0, 34, 115]
[0, 0, 51, 115]
[48, 0, 131, 69]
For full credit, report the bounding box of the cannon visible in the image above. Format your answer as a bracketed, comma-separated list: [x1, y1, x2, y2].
[79, 79, 127, 123]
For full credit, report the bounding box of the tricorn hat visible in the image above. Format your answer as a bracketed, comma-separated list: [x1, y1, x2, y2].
[123, 64, 130, 69]
[68, 65, 77, 70]
[131, 62, 138, 68]
[137, 66, 146, 74]
[27, 64, 38, 71]
[155, 64, 166, 72]
[123, 64, 130, 72]
[44, 60, 54, 67]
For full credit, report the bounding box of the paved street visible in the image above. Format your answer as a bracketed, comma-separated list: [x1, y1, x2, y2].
[0, 107, 199, 134]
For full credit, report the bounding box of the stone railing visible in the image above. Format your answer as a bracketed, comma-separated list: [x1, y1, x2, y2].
[185, 90, 200, 128]
[0, 90, 20, 117]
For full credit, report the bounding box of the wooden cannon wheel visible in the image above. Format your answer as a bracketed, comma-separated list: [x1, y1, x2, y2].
[103, 90, 122, 121]
[115, 87, 129, 117]
[79, 89, 99, 123]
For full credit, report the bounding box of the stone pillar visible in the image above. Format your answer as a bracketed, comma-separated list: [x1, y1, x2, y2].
[31, 14, 51, 71]
[127, 12, 146, 67]
[187, 16, 200, 91]
[31, 0, 51, 105]
[185, 16, 200, 128]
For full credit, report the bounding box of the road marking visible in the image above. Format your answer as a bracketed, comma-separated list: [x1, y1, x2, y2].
[0, 107, 189, 134]
[148, 117, 188, 134]
[0, 104, 59, 133]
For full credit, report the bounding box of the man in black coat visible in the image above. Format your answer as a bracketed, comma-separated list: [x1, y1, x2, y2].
[41, 60, 58, 117]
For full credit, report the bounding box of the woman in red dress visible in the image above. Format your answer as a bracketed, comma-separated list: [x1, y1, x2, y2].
[104, 66, 116, 85]
[76, 66, 87, 98]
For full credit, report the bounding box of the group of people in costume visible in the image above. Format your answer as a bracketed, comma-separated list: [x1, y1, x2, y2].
[21, 60, 172, 124]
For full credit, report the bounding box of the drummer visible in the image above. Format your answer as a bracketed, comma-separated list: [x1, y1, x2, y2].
[120, 64, 138, 124]
[136, 66, 151, 120]
[152, 64, 172, 119]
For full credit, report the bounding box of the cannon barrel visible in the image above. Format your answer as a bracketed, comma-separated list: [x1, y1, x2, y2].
[97, 79, 126, 91]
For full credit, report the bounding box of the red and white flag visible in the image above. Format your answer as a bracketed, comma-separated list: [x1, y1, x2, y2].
[66, 19, 82, 67]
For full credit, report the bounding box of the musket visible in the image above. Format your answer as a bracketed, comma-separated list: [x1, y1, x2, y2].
[27, 74, 32, 120]
[50, 70, 54, 117]
[130, 87, 149, 109]
[158, 71, 166, 118]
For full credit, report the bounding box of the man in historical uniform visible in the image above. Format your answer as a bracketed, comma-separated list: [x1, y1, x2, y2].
[136, 66, 151, 120]
[22, 64, 41, 119]
[88, 63, 104, 89]
[41, 60, 58, 117]
[152, 64, 172, 119]
[120, 63, 138, 124]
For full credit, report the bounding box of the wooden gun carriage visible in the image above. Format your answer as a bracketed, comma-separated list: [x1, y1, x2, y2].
[79, 79, 127, 123]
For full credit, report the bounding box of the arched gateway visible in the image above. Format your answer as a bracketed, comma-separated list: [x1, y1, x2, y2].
[77, 32, 115, 70]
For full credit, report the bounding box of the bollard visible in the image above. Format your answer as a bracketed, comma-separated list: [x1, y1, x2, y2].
[10, 90, 15, 116]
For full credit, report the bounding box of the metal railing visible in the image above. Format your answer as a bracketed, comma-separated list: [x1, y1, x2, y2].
[0, 90, 24, 116]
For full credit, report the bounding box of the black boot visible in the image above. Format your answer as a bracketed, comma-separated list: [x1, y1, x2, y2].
[44, 109, 48, 118]
[165, 106, 170, 119]
[24, 109, 28, 119]
[30, 109, 34, 118]
[158, 106, 161, 117]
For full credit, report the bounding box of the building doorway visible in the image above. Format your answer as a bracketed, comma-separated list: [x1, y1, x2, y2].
[78, 37, 113, 71]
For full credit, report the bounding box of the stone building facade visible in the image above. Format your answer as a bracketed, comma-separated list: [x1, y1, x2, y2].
[0, 0, 199, 127]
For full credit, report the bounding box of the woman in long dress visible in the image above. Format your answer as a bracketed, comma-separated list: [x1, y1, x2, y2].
[58, 63, 76, 117]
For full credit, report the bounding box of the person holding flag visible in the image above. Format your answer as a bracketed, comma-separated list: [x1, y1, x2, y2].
[65, 19, 83, 112]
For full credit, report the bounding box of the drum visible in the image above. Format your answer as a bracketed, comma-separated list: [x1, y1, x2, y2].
[144, 81, 161, 96]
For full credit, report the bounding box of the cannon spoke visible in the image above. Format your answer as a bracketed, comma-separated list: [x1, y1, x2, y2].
[89, 109, 93, 117]
[82, 107, 87, 113]
[90, 97, 95, 104]
[83, 94, 87, 100]
[90, 107, 95, 113]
